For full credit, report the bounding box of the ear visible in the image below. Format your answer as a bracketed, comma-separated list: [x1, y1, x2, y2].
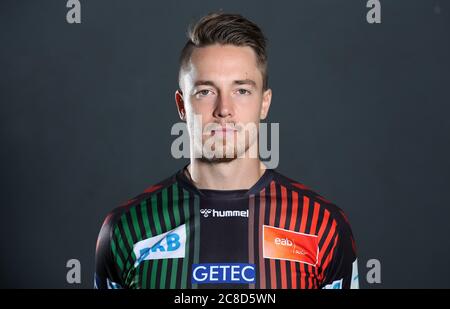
[175, 89, 186, 121]
[260, 88, 272, 120]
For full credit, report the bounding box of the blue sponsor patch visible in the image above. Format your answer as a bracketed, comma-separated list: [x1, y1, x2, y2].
[192, 263, 256, 284]
[323, 278, 343, 289]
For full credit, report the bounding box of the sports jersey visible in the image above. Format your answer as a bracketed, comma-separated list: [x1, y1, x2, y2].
[94, 165, 359, 289]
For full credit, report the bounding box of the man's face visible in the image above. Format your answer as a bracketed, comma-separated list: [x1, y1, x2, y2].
[176, 44, 272, 161]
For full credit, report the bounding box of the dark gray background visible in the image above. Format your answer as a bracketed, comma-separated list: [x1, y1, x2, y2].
[1, 0, 449, 288]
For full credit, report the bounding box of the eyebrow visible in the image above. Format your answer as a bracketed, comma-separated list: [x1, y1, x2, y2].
[193, 79, 257, 88]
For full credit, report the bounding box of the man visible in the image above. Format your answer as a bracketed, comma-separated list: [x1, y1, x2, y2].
[94, 12, 359, 289]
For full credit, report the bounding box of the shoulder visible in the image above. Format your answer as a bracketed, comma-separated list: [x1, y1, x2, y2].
[99, 171, 177, 234]
[273, 170, 357, 255]
[272, 169, 353, 230]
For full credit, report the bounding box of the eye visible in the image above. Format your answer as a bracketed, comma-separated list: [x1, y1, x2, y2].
[237, 89, 251, 95]
[196, 89, 212, 96]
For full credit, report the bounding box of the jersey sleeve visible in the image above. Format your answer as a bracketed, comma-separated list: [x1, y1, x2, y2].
[320, 210, 359, 289]
[94, 210, 124, 289]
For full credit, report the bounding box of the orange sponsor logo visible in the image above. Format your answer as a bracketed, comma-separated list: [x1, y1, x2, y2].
[263, 225, 318, 266]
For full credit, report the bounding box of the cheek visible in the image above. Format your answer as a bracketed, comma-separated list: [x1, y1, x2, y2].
[186, 100, 209, 118]
[235, 97, 262, 120]
[185, 103, 213, 128]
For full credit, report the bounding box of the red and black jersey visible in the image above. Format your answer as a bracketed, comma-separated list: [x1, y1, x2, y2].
[95, 165, 359, 289]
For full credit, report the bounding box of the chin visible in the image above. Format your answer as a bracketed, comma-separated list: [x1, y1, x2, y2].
[200, 156, 236, 163]
[200, 143, 250, 162]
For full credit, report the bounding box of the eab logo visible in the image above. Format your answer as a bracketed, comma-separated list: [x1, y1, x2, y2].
[133, 224, 186, 267]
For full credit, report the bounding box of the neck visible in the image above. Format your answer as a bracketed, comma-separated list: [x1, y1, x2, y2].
[186, 158, 267, 190]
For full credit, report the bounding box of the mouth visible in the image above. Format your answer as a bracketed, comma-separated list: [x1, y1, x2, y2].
[211, 128, 238, 136]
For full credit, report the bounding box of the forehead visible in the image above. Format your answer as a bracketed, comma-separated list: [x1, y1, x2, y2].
[183, 44, 262, 87]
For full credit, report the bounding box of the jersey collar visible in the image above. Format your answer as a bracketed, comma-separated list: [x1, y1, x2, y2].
[175, 163, 275, 199]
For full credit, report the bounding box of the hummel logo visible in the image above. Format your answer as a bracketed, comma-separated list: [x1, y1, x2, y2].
[200, 209, 213, 218]
[200, 209, 249, 218]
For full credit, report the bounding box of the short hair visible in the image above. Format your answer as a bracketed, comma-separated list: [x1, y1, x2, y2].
[178, 12, 269, 90]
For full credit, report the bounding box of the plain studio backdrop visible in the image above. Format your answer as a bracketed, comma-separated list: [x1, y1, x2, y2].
[0, 0, 449, 288]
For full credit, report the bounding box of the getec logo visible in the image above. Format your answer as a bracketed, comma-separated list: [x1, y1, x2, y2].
[192, 263, 256, 284]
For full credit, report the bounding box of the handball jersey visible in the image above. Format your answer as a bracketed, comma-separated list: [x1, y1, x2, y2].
[94, 165, 359, 289]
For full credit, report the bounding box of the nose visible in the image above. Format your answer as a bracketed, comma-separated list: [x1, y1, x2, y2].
[213, 93, 234, 118]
